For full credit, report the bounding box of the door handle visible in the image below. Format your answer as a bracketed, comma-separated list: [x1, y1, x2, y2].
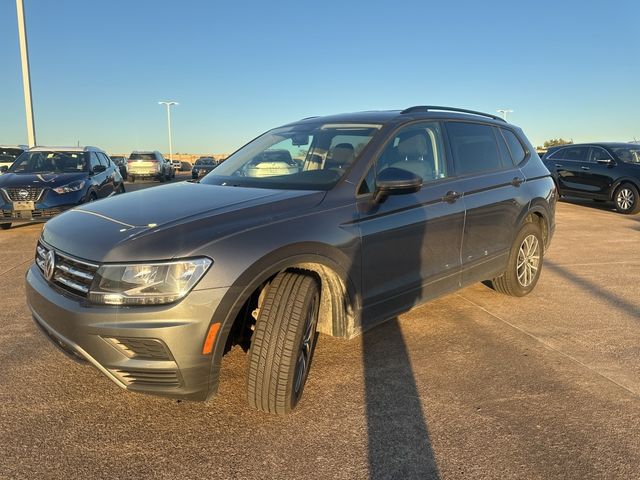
[511, 177, 524, 187]
[442, 191, 462, 203]
[581, 166, 590, 171]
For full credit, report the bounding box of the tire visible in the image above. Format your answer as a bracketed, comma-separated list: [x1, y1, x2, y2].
[0, 223, 11, 230]
[490, 221, 544, 297]
[159, 172, 166, 183]
[117, 183, 125, 194]
[613, 183, 640, 214]
[246, 271, 320, 415]
[128, 175, 135, 183]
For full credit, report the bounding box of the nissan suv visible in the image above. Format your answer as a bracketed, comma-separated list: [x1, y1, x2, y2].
[0, 146, 124, 229]
[26, 106, 556, 414]
[543, 142, 640, 214]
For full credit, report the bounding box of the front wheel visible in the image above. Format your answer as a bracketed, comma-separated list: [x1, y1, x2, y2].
[246, 271, 320, 415]
[614, 183, 640, 214]
[0, 223, 11, 230]
[490, 221, 544, 297]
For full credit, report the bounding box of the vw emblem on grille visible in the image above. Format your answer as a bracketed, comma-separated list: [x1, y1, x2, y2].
[44, 250, 56, 281]
[18, 189, 29, 199]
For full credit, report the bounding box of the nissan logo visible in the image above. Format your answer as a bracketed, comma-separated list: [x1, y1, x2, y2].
[18, 189, 29, 199]
[44, 250, 56, 281]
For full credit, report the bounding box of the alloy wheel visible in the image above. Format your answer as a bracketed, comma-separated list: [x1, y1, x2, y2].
[516, 234, 540, 287]
[616, 188, 635, 211]
[293, 294, 319, 396]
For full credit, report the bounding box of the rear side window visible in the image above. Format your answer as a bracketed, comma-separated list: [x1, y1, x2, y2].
[501, 129, 526, 165]
[447, 122, 501, 175]
[560, 146, 588, 162]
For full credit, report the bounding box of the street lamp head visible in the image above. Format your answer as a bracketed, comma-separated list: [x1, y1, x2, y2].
[158, 101, 178, 106]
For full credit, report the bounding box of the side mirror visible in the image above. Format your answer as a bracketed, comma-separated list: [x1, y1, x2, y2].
[373, 167, 423, 203]
[92, 164, 107, 174]
[0, 166, 8, 173]
[596, 158, 614, 165]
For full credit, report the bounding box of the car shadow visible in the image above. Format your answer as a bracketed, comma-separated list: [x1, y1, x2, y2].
[352, 195, 442, 479]
[558, 196, 616, 213]
[362, 318, 440, 479]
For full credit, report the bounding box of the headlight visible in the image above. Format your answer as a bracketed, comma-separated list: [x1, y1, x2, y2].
[88, 258, 212, 305]
[53, 180, 85, 194]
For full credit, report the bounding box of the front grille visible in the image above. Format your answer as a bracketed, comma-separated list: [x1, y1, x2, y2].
[3, 187, 43, 201]
[3, 208, 61, 219]
[36, 242, 98, 297]
[112, 368, 182, 388]
[105, 337, 172, 360]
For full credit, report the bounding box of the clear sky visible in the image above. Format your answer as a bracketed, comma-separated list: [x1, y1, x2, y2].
[1, 0, 639, 154]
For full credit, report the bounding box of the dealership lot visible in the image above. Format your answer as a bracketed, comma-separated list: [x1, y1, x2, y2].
[0, 183, 639, 479]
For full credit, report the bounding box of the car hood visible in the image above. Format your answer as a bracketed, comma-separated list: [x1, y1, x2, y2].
[41, 181, 326, 262]
[0, 172, 87, 188]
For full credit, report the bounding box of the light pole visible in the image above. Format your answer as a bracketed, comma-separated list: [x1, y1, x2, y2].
[497, 109, 513, 121]
[158, 101, 178, 161]
[16, 0, 36, 147]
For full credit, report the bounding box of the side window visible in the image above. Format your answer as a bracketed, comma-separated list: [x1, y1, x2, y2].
[447, 122, 502, 175]
[89, 152, 101, 170]
[358, 122, 446, 195]
[546, 148, 565, 160]
[501, 129, 526, 165]
[588, 147, 611, 163]
[97, 152, 110, 166]
[494, 127, 512, 167]
[561, 146, 588, 162]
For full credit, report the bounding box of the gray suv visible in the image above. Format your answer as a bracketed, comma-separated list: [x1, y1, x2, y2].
[26, 106, 556, 414]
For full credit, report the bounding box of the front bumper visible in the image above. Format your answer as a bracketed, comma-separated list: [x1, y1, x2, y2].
[26, 264, 228, 401]
[1, 189, 84, 223]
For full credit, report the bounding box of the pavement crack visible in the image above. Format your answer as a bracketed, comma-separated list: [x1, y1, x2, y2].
[0, 259, 32, 278]
[455, 293, 640, 399]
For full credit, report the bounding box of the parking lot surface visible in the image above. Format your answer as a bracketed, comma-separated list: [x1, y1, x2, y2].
[1, 185, 639, 479]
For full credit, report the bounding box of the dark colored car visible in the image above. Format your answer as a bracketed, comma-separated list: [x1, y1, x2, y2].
[110, 155, 128, 179]
[0, 146, 125, 230]
[191, 157, 218, 178]
[26, 106, 555, 414]
[543, 143, 640, 214]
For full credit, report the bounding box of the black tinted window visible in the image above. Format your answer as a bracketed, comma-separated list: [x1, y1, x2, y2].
[89, 152, 101, 169]
[588, 147, 612, 163]
[97, 152, 110, 166]
[561, 146, 588, 162]
[501, 129, 526, 164]
[129, 153, 157, 160]
[494, 128, 512, 167]
[447, 122, 501, 175]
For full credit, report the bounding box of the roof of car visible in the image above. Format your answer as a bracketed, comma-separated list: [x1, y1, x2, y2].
[288, 107, 511, 128]
[0, 145, 28, 149]
[551, 142, 638, 149]
[29, 146, 104, 153]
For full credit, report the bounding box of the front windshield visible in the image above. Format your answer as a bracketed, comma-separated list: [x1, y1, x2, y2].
[9, 151, 88, 174]
[612, 146, 640, 164]
[201, 123, 381, 190]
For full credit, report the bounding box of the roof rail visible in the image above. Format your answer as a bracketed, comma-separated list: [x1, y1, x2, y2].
[400, 105, 506, 122]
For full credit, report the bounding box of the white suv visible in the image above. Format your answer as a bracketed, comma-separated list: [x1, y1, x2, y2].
[126, 151, 174, 182]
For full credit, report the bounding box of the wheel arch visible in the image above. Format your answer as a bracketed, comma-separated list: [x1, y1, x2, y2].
[205, 242, 359, 398]
[610, 177, 640, 200]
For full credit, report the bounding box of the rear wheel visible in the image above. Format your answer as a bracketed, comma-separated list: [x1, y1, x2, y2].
[613, 183, 640, 214]
[490, 221, 544, 297]
[159, 172, 166, 183]
[0, 223, 11, 230]
[246, 271, 320, 415]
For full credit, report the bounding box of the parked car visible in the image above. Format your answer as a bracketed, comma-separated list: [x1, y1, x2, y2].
[180, 161, 192, 172]
[110, 155, 128, 179]
[542, 142, 640, 214]
[191, 157, 218, 179]
[127, 151, 174, 182]
[170, 159, 181, 171]
[0, 145, 28, 173]
[26, 106, 555, 414]
[0, 146, 124, 229]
